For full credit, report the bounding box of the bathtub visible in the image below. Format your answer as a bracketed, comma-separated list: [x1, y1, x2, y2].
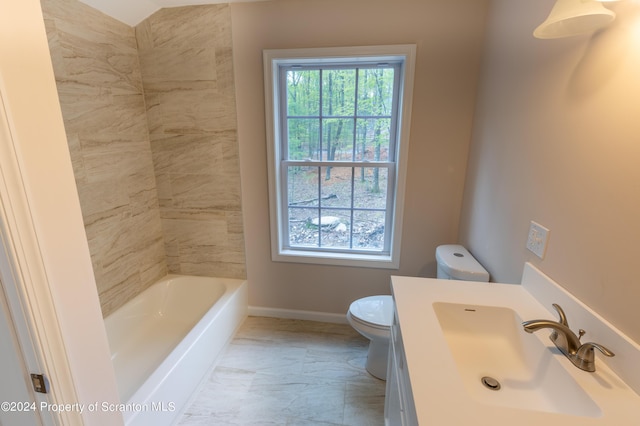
[104, 275, 248, 425]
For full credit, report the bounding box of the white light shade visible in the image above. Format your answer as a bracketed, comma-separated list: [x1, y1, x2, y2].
[534, 0, 616, 39]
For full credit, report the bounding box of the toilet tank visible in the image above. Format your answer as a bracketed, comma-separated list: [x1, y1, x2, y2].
[436, 244, 489, 282]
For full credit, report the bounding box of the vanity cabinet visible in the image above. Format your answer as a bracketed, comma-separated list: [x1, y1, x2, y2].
[384, 304, 417, 426]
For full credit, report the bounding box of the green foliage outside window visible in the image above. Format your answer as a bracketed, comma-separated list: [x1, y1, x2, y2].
[286, 67, 395, 169]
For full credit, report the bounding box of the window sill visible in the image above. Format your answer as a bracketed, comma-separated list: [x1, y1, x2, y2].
[273, 249, 399, 269]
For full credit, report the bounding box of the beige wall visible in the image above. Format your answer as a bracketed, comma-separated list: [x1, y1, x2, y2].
[136, 5, 246, 279]
[231, 0, 490, 314]
[42, 0, 167, 317]
[459, 0, 640, 343]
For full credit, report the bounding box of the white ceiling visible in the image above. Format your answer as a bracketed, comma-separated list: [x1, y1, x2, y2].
[78, 0, 266, 26]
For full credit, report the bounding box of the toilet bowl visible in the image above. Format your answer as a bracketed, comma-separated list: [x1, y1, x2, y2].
[346, 244, 489, 380]
[346, 295, 394, 380]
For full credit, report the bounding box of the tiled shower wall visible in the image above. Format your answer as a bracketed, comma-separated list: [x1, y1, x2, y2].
[136, 6, 246, 279]
[41, 0, 167, 317]
[41, 0, 246, 317]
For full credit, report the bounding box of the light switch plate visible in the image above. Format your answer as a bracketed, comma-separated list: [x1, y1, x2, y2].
[526, 221, 549, 259]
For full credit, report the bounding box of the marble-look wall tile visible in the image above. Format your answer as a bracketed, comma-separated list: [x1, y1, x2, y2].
[137, 5, 246, 279]
[138, 47, 218, 85]
[42, 0, 246, 315]
[155, 91, 238, 134]
[137, 5, 230, 51]
[41, 0, 167, 317]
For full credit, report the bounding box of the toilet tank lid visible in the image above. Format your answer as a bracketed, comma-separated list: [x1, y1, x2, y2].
[436, 244, 489, 282]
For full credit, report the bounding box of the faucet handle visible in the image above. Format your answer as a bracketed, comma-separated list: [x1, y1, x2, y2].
[552, 303, 569, 326]
[575, 342, 615, 372]
[578, 342, 615, 358]
[549, 304, 569, 343]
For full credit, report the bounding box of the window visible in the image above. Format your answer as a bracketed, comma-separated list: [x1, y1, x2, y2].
[264, 45, 416, 268]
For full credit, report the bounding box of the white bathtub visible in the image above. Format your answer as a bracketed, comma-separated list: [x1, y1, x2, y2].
[104, 275, 248, 425]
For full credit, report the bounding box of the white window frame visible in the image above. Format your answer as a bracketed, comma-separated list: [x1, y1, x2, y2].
[263, 45, 416, 269]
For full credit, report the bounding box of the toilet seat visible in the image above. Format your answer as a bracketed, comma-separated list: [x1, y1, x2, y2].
[348, 295, 394, 329]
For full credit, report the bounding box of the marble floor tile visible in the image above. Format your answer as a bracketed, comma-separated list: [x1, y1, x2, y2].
[178, 316, 385, 426]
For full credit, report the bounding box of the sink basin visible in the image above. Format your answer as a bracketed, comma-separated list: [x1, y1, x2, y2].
[433, 302, 601, 417]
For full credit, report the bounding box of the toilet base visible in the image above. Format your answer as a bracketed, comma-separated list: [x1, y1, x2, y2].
[365, 338, 389, 380]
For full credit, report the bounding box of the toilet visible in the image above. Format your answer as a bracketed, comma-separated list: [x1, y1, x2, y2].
[346, 244, 489, 380]
[346, 295, 395, 379]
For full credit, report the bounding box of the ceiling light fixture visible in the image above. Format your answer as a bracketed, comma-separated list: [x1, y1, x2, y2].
[534, 0, 616, 39]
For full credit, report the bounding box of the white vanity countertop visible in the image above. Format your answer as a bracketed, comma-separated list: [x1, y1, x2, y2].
[391, 268, 640, 425]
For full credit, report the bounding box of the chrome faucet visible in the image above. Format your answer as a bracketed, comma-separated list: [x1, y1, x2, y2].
[522, 303, 614, 372]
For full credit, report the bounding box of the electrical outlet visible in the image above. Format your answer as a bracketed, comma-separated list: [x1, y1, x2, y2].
[526, 221, 550, 259]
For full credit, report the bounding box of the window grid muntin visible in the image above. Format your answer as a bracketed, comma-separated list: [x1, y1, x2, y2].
[283, 63, 400, 161]
[282, 161, 396, 255]
[285, 168, 392, 251]
[278, 61, 401, 256]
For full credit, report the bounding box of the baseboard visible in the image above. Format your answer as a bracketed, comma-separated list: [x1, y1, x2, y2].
[248, 306, 348, 324]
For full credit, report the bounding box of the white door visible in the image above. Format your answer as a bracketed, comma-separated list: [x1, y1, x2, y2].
[0, 275, 43, 426]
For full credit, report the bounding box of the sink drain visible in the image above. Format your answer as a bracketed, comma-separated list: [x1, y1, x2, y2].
[481, 376, 501, 391]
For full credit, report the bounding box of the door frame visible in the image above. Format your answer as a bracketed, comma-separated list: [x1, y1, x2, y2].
[0, 72, 77, 426]
[0, 228, 54, 426]
[0, 0, 123, 424]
